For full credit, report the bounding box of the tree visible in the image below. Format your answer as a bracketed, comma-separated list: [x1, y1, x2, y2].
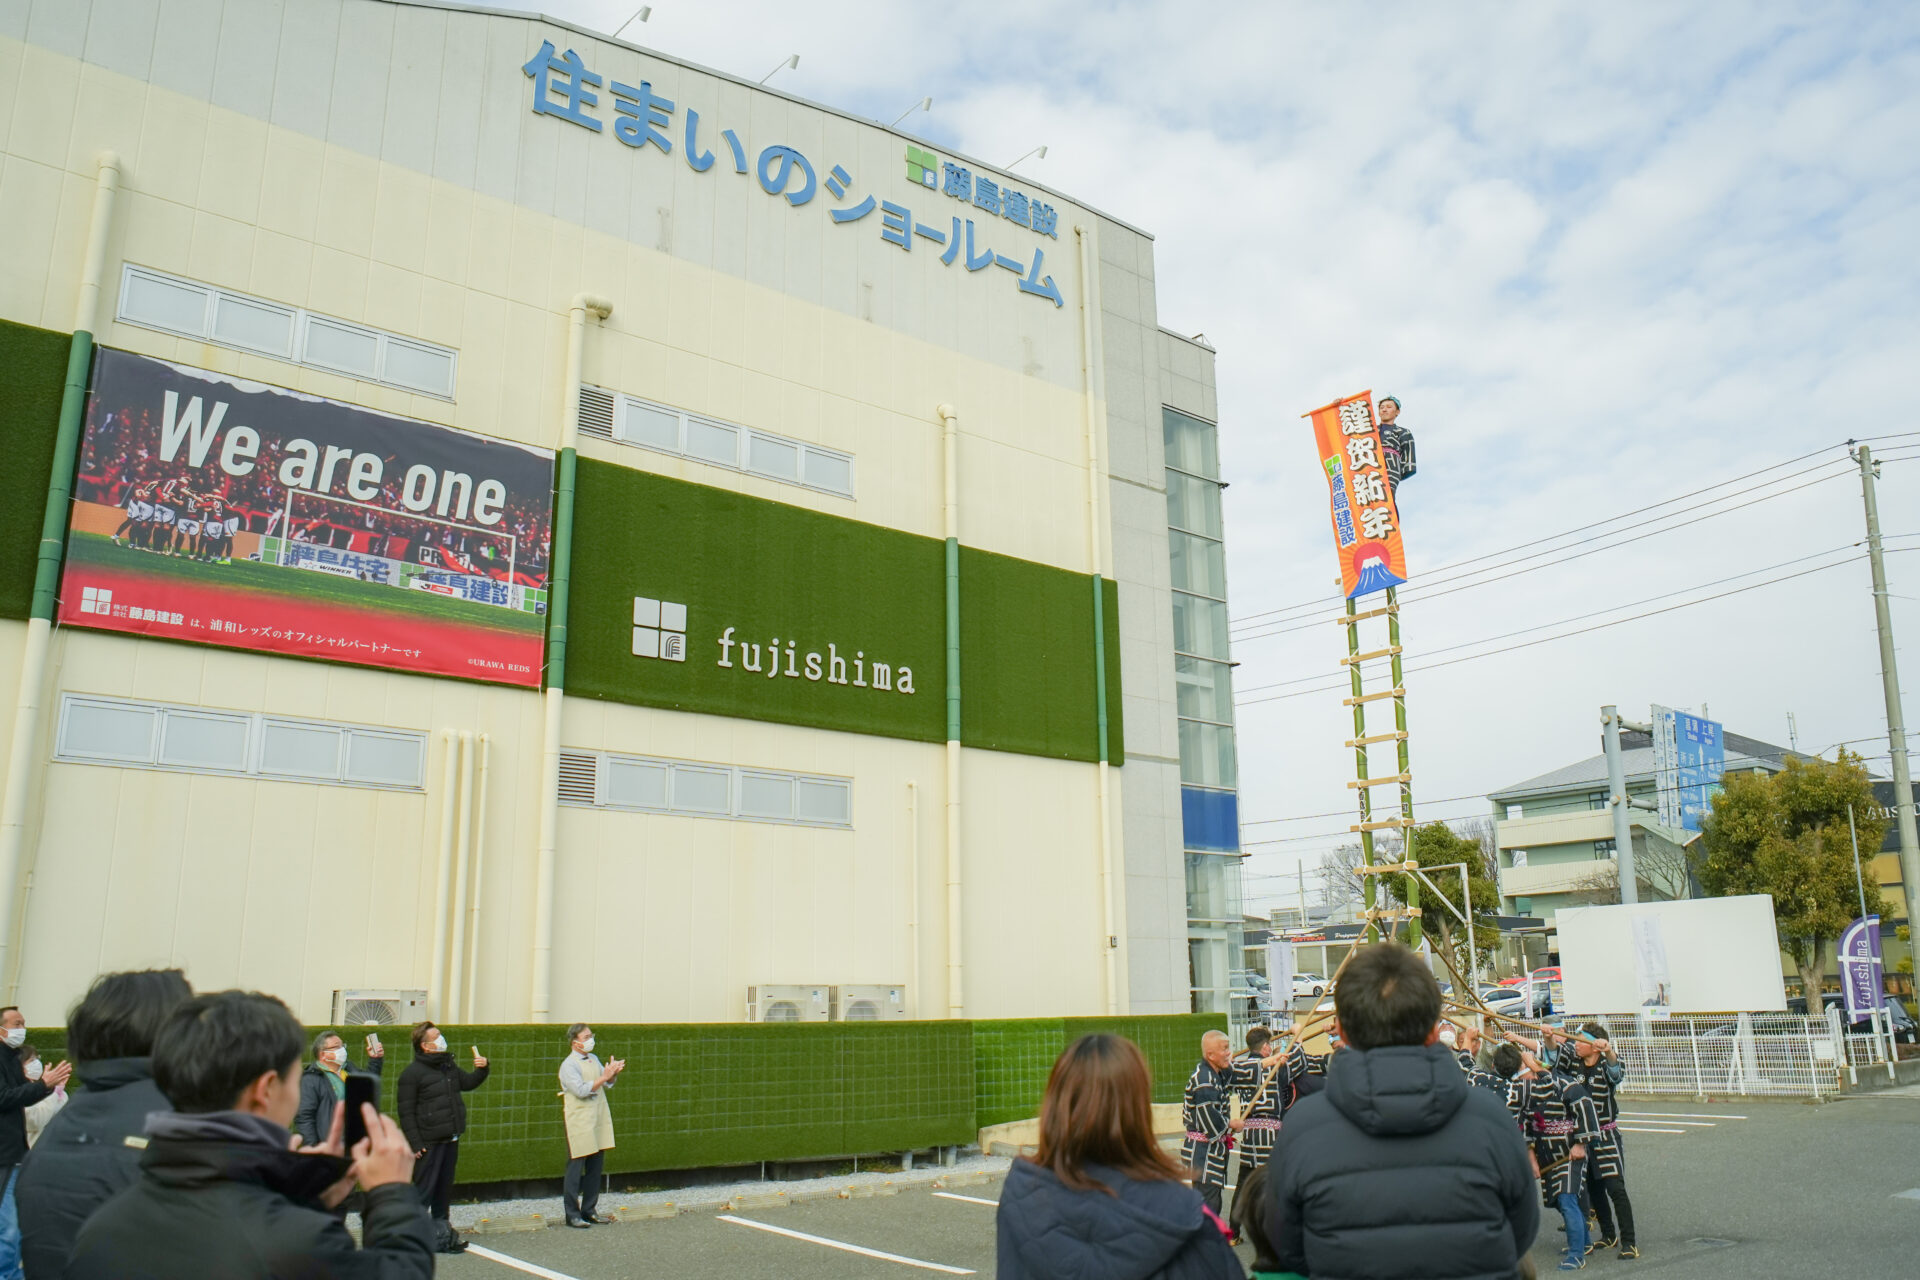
[1562, 832, 1699, 907]
[1379, 821, 1504, 982]
[1696, 751, 1887, 1003]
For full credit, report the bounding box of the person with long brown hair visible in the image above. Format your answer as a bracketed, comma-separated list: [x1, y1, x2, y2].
[995, 1034, 1244, 1280]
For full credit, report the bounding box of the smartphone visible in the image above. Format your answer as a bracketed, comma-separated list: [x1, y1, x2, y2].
[343, 1074, 379, 1150]
[365, 1032, 381, 1053]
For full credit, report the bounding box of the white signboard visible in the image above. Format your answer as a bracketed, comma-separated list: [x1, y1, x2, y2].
[1265, 938, 1296, 1020]
[1558, 895, 1786, 1014]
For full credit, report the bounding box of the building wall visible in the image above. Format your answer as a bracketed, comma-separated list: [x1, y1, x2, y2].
[0, 0, 1207, 1023]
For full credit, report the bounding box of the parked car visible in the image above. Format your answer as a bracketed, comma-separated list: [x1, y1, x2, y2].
[1530, 966, 1562, 984]
[1292, 972, 1329, 998]
[1480, 985, 1529, 1016]
[1788, 993, 1919, 1044]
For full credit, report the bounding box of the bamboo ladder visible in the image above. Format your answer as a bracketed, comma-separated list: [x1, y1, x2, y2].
[1341, 587, 1423, 944]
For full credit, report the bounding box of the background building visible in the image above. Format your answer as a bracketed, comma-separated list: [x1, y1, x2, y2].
[1489, 723, 1793, 922]
[0, 0, 1241, 1025]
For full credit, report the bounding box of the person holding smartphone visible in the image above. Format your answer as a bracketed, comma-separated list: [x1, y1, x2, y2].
[296, 1030, 386, 1150]
[297, 1030, 386, 1221]
[557, 1025, 625, 1228]
[396, 1024, 487, 1254]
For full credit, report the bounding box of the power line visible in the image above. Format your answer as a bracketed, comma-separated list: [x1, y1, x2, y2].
[1227, 431, 1920, 633]
[1228, 448, 1853, 632]
[1232, 463, 1853, 644]
[1236, 556, 1858, 708]
[1237, 544, 1865, 695]
[1234, 738, 1891, 853]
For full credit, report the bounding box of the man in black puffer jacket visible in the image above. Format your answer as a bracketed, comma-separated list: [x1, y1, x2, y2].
[65, 989, 434, 1279]
[17, 968, 193, 1280]
[1263, 942, 1538, 1280]
[396, 1021, 488, 1252]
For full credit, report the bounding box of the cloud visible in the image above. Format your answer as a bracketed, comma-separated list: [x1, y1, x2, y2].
[541, 0, 1920, 908]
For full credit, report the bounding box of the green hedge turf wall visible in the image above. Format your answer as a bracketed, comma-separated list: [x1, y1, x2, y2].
[28, 1013, 1214, 1186]
[0, 319, 73, 621]
[566, 459, 1124, 763]
[972, 1013, 1217, 1128]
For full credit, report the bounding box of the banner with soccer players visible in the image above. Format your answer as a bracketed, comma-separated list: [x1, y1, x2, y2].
[59, 349, 555, 687]
[1305, 390, 1408, 599]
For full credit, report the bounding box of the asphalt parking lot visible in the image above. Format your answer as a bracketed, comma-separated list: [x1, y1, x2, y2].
[437, 1094, 1920, 1278]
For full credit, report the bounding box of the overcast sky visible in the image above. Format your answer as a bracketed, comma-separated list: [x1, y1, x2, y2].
[538, 0, 1920, 911]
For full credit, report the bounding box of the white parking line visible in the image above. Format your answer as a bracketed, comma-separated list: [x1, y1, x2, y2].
[1621, 1119, 1718, 1127]
[934, 1191, 1000, 1206]
[1621, 1111, 1747, 1120]
[717, 1214, 977, 1274]
[465, 1242, 585, 1280]
[1617, 1126, 1688, 1135]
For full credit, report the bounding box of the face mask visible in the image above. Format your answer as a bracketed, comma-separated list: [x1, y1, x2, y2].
[1438, 1027, 1458, 1048]
[580, 1036, 595, 1055]
[429, 1036, 447, 1054]
[2, 1028, 23, 1049]
[24, 1060, 42, 1081]
[327, 1047, 348, 1066]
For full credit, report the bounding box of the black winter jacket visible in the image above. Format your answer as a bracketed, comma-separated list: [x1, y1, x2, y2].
[1263, 1045, 1538, 1280]
[0, 1039, 53, 1167]
[295, 1055, 385, 1148]
[396, 1049, 488, 1149]
[995, 1158, 1245, 1280]
[16, 1057, 170, 1280]
[64, 1110, 435, 1280]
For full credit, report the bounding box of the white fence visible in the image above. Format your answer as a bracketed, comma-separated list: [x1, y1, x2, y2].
[1560, 1009, 1901, 1099]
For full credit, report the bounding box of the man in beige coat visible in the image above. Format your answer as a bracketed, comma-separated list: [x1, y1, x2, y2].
[559, 1024, 625, 1228]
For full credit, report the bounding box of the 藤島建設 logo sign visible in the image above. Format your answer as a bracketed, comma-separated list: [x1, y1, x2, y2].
[523, 44, 1062, 307]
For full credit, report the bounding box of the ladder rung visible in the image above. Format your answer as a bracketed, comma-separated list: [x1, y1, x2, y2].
[1345, 731, 1409, 747]
[1353, 860, 1417, 875]
[1338, 604, 1399, 625]
[1361, 907, 1424, 920]
[1350, 818, 1416, 832]
[1347, 773, 1412, 789]
[1342, 688, 1406, 706]
[1341, 645, 1403, 666]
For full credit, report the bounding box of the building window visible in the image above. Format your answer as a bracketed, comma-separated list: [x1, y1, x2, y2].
[1174, 654, 1234, 724]
[1164, 407, 1221, 480]
[1588, 790, 1608, 810]
[1168, 531, 1228, 600]
[116, 265, 457, 399]
[1172, 591, 1231, 661]
[578, 386, 856, 499]
[54, 694, 425, 790]
[556, 749, 852, 829]
[1179, 720, 1238, 789]
[1595, 839, 1618, 860]
[1165, 470, 1223, 539]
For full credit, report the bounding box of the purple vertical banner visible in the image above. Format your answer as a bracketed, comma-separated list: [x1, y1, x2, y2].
[1838, 915, 1885, 1023]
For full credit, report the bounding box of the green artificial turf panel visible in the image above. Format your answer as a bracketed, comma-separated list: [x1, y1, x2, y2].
[567, 459, 1124, 762]
[0, 319, 74, 621]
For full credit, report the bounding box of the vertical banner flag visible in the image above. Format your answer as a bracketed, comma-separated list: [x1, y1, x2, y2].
[59, 349, 555, 687]
[1306, 391, 1408, 599]
[1838, 915, 1885, 1023]
[1266, 938, 1296, 1018]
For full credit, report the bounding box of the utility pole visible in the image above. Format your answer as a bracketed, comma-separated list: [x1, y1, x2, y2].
[1602, 706, 1640, 904]
[1852, 444, 1920, 944]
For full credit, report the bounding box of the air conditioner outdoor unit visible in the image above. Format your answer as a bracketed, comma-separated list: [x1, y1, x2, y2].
[746, 985, 830, 1023]
[831, 984, 907, 1021]
[331, 989, 430, 1027]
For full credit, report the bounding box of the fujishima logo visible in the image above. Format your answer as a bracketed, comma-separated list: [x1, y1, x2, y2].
[717, 627, 916, 694]
[632, 597, 687, 661]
